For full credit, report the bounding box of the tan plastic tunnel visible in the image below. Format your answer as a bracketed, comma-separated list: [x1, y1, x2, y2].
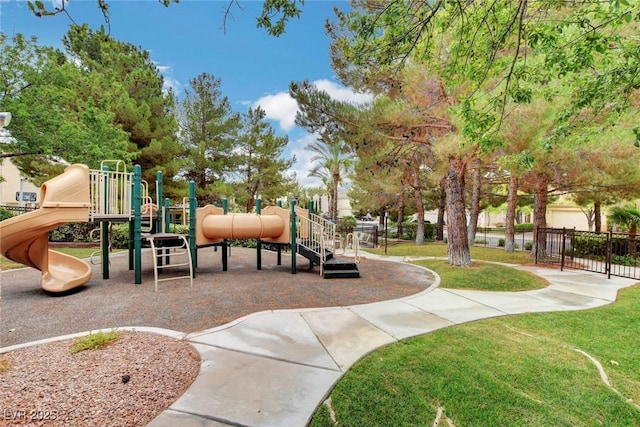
[195, 205, 290, 246]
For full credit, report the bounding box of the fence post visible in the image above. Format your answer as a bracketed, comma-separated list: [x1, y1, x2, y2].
[606, 231, 612, 279]
[560, 227, 566, 271]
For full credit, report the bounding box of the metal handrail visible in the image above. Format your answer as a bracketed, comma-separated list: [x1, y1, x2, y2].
[343, 232, 361, 264]
[291, 207, 341, 275]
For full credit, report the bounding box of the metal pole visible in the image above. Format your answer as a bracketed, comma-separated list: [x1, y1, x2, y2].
[560, 227, 566, 271]
[256, 198, 262, 270]
[156, 170, 163, 233]
[606, 230, 612, 279]
[384, 211, 388, 255]
[133, 165, 142, 285]
[222, 197, 228, 271]
[291, 200, 297, 274]
[18, 178, 24, 213]
[189, 181, 197, 272]
[101, 165, 110, 279]
[164, 197, 170, 233]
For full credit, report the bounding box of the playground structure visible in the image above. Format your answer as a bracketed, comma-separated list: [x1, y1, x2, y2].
[0, 162, 359, 293]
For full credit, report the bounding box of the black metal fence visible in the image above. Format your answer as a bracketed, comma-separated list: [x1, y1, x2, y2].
[472, 227, 533, 251]
[0, 204, 37, 215]
[536, 227, 640, 280]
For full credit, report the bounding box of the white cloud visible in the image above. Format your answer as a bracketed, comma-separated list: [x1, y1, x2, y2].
[253, 80, 372, 189]
[288, 132, 323, 188]
[313, 79, 373, 105]
[254, 92, 299, 131]
[254, 79, 373, 133]
[155, 64, 181, 94]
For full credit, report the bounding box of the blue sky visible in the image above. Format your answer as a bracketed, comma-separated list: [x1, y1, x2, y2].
[0, 0, 372, 186]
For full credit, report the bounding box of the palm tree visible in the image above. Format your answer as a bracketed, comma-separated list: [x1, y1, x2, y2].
[607, 205, 640, 258]
[307, 140, 353, 222]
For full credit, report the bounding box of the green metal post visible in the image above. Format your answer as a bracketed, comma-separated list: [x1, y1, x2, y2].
[101, 165, 110, 279]
[291, 199, 297, 274]
[133, 165, 142, 284]
[256, 198, 262, 270]
[164, 197, 171, 266]
[277, 198, 282, 265]
[189, 181, 197, 273]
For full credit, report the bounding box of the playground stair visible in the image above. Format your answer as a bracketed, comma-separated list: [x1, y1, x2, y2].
[322, 257, 360, 279]
[297, 241, 360, 279]
[297, 240, 333, 266]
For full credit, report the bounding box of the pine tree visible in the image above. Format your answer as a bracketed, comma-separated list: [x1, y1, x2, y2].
[178, 73, 241, 204]
[233, 106, 294, 212]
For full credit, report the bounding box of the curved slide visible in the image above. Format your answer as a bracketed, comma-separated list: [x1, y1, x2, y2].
[0, 164, 92, 292]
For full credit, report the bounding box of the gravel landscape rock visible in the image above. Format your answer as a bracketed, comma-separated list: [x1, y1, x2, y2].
[0, 332, 200, 426]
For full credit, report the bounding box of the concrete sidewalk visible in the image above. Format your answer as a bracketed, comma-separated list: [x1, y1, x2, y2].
[146, 255, 638, 427]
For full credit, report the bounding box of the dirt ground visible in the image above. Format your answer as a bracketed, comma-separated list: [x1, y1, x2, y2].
[0, 246, 435, 348]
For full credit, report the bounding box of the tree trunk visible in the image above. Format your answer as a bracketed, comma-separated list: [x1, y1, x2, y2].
[413, 172, 425, 245]
[531, 174, 549, 257]
[504, 174, 519, 252]
[583, 207, 594, 232]
[594, 202, 602, 232]
[436, 179, 446, 241]
[467, 156, 482, 246]
[444, 157, 471, 266]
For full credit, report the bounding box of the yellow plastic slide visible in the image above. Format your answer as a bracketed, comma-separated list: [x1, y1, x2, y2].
[0, 164, 92, 292]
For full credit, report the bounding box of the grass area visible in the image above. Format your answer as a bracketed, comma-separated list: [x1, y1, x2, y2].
[368, 242, 546, 291]
[70, 330, 123, 354]
[414, 259, 548, 291]
[311, 285, 640, 426]
[1, 247, 112, 270]
[311, 242, 640, 426]
[368, 242, 535, 265]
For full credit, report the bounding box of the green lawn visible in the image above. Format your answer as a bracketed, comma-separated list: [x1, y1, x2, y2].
[414, 259, 548, 291]
[311, 243, 640, 426]
[369, 242, 535, 265]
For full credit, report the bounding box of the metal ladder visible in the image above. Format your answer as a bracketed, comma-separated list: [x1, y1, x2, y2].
[145, 233, 193, 292]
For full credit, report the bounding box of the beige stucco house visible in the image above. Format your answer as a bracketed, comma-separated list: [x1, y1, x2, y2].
[0, 158, 40, 209]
